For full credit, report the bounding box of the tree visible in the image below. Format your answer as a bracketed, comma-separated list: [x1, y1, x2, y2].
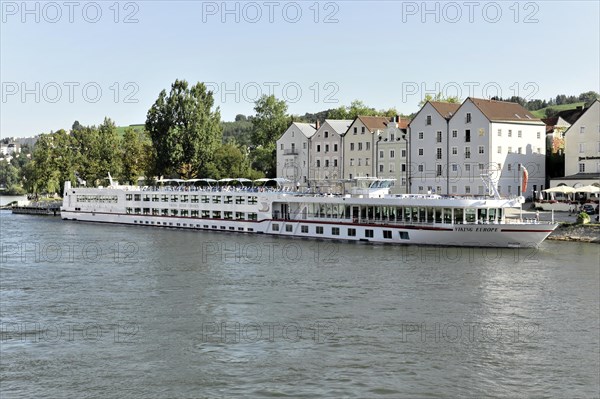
[96, 117, 122, 184]
[204, 142, 263, 179]
[145, 79, 222, 178]
[251, 95, 289, 147]
[418, 93, 461, 107]
[121, 127, 151, 185]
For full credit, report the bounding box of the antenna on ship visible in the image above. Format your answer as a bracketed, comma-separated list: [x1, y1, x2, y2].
[480, 171, 500, 199]
[108, 172, 114, 188]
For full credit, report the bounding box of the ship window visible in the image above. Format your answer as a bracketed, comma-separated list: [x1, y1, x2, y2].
[213, 196, 221, 204]
[162, 195, 169, 202]
[191, 195, 198, 203]
[220, 226, 226, 230]
[236, 212, 245, 220]
[286, 225, 293, 232]
[399, 231, 409, 240]
[301, 225, 309, 233]
[316, 226, 324, 234]
[224, 196, 233, 204]
[176, 223, 181, 227]
[347, 228, 356, 237]
[152, 209, 159, 215]
[224, 212, 233, 219]
[248, 197, 258, 205]
[248, 213, 257, 221]
[152, 195, 159, 202]
[143, 195, 150, 201]
[383, 230, 392, 239]
[273, 224, 280, 231]
[191, 210, 199, 217]
[201, 195, 209, 203]
[171, 195, 178, 202]
[126, 207, 132, 214]
[238, 227, 244, 231]
[365, 229, 374, 238]
[248, 228, 254, 232]
[235, 196, 245, 204]
[332, 227, 340, 235]
[162, 209, 169, 216]
[181, 195, 188, 203]
[126, 194, 133, 201]
[212, 211, 221, 219]
[229, 227, 235, 231]
[204, 225, 209, 228]
[171, 209, 178, 216]
[181, 210, 189, 217]
[134, 194, 141, 201]
[134, 208, 141, 214]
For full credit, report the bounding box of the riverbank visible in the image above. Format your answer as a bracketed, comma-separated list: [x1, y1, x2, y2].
[548, 223, 600, 243]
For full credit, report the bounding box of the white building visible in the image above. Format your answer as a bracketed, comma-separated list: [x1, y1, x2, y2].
[408, 101, 460, 195]
[411, 98, 546, 198]
[342, 116, 391, 180]
[276, 122, 316, 188]
[309, 119, 352, 193]
[552, 99, 600, 187]
[377, 117, 409, 194]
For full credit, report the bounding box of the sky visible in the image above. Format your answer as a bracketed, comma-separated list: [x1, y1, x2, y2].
[1, 0, 599, 138]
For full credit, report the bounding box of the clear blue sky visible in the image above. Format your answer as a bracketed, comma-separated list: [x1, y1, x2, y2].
[1, 0, 598, 138]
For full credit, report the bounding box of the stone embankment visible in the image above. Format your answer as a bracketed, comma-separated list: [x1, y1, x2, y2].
[548, 223, 600, 243]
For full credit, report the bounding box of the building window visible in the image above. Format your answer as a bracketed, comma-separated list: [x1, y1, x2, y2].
[379, 164, 384, 173]
[418, 132, 424, 140]
[451, 147, 457, 155]
[324, 131, 329, 138]
[518, 130, 522, 138]
[358, 159, 362, 166]
[317, 144, 321, 152]
[508, 130, 512, 137]
[350, 143, 355, 151]
[350, 158, 354, 166]
[497, 146, 502, 154]
[390, 133, 395, 141]
[507, 164, 512, 171]
[418, 165, 424, 172]
[465, 164, 471, 172]
[379, 150, 384, 158]
[361, 126, 365, 134]
[465, 130, 471, 142]
[436, 148, 442, 159]
[353, 127, 357, 134]
[452, 130, 457, 138]
[536, 132, 541, 139]
[325, 160, 329, 167]
[508, 146, 512, 153]
[389, 163, 395, 172]
[452, 164, 458, 172]
[436, 164, 442, 176]
[401, 164, 406, 172]
[498, 129, 502, 137]
[479, 163, 484, 171]
[579, 143, 585, 153]
[358, 143, 363, 151]
[390, 150, 395, 158]
[465, 147, 471, 159]
[332, 227, 340, 235]
[518, 147, 522, 154]
[334, 144, 338, 151]
[303, 142, 307, 149]
[579, 163, 585, 172]
[436, 131, 442, 143]
[365, 158, 370, 166]
[426, 115, 432, 125]
[466, 113, 472, 123]
[316, 160, 320, 167]
[347, 228, 356, 237]
[334, 159, 338, 167]
[580, 126, 585, 134]
[465, 186, 471, 194]
[280, 144, 284, 150]
[401, 149, 406, 157]
[418, 148, 424, 156]
[366, 142, 370, 150]
[479, 145, 484, 154]
[325, 144, 329, 152]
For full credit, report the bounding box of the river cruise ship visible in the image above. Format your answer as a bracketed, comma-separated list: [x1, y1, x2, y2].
[61, 178, 557, 248]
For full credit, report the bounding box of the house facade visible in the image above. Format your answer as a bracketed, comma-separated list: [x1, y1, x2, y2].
[309, 119, 352, 193]
[411, 98, 546, 198]
[408, 101, 460, 195]
[276, 122, 316, 188]
[564, 100, 600, 177]
[377, 117, 409, 194]
[342, 116, 389, 180]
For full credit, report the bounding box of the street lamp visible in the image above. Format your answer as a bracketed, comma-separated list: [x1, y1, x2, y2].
[375, 131, 382, 178]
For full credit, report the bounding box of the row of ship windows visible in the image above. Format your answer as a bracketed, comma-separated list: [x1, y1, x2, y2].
[272, 223, 409, 240]
[76, 195, 118, 203]
[126, 208, 258, 220]
[132, 220, 255, 232]
[125, 194, 258, 204]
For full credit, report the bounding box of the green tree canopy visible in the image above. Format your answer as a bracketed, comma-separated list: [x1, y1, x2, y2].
[145, 80, 222, 178]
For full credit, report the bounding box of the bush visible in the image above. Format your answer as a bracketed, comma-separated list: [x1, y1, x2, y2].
[577, 212, 590, 224]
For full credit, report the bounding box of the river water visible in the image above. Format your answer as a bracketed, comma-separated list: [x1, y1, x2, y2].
[1, 211, 598, 398]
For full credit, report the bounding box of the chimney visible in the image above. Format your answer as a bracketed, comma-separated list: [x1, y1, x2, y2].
[316, 119, 320, 130]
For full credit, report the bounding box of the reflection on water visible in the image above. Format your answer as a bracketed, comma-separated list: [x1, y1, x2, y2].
[1, 212, 599, 398]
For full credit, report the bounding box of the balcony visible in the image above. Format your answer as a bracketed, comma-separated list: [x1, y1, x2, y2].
[284, 149, 298, 155]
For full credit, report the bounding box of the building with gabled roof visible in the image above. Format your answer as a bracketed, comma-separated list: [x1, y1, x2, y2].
[309, 119, 352, 193]
[410, 98, 546, 198]
[342, 116, 391, 181]
[276, 122, 316, 188]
